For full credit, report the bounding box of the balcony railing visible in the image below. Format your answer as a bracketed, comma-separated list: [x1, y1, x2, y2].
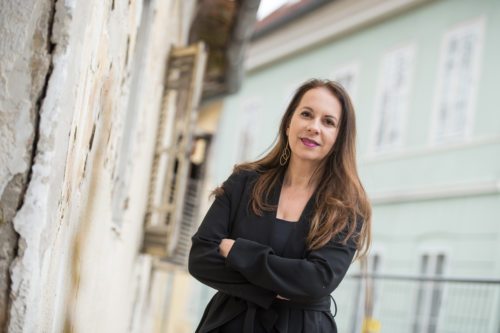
[333, 274, 500, 333]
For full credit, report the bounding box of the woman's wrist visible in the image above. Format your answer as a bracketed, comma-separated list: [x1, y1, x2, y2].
[219, 238, 235, 258]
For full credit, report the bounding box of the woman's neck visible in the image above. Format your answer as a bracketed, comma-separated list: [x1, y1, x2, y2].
[283, 158, 322, 189]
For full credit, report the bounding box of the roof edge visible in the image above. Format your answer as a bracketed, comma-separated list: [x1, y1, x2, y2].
[252, 0, 332, 40]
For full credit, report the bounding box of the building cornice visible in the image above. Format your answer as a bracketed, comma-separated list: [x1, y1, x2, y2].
[246, 0, 436, 72]
[370, 180, 500, 205]
[361, 135, 500, 165]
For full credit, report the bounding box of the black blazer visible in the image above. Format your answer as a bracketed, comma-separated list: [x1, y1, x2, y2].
[188, 170, 359, 333]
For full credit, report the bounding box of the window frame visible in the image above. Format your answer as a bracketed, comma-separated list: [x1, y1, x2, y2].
[237, 97, 262, 163]
[369, 42, 417, 154]
[413, 247, 450, 333]
[429, 17, 485, 145]
[331, 62, 360, 103]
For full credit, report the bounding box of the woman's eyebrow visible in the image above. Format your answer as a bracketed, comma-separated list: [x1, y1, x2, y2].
[302, 106, 338, 121]
[325, 114, 338, 121]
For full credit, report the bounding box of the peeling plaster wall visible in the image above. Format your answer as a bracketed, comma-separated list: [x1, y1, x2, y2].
[0, 0, 196, 332]
[0, 0, 54, 330]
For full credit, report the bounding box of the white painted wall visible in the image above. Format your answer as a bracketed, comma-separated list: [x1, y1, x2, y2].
[1, 0, 196, 332]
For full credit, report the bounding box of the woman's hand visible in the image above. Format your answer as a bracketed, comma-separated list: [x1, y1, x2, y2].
[219, 238, 235, 258]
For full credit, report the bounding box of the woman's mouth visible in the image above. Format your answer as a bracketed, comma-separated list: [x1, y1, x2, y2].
[300, 138, 320, 147]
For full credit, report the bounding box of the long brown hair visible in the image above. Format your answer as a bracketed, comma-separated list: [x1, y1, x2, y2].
[220, 79, 371, 258]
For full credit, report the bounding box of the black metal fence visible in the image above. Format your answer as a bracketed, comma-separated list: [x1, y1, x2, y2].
[333, 274, 500, 333]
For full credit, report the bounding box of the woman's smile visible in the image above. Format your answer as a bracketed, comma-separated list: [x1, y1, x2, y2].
[300, 137, 320, 147]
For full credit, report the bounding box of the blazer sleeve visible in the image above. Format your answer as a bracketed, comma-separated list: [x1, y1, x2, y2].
[225, 223, 360, 301]
[188, 172, 276, 309]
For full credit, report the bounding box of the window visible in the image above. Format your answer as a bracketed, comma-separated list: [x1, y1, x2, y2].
[370, 253, 382, 314]
[431, 19, 484, 144]
[372, 45, 415, 152]
[413, 253, 447, 333]
[238, 98, 261, 162]
[142, 43, 207, 259]
[332, 63, 359, 100]
[352, 252, 383, 333]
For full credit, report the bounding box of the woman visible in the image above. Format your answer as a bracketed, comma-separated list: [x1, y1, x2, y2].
[189, 79, 371, 333]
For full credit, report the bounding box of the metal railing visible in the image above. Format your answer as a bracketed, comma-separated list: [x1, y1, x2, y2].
[333, 274, 500, 333]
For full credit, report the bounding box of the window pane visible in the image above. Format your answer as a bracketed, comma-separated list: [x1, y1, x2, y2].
[373, 45, 414, 152]
[433, 20, 483, 143]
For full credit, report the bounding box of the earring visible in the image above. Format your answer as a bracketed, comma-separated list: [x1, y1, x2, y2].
[280, 144, 290, 166]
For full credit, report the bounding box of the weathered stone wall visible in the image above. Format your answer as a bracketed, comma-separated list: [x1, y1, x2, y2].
[0, 0, 55, 330]
[0, 0, 195, 332]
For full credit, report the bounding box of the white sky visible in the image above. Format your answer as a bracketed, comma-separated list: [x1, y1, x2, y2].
[257, 0, 291, 20]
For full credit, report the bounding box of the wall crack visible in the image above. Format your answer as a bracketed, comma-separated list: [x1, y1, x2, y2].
[0, 0, 58, 331]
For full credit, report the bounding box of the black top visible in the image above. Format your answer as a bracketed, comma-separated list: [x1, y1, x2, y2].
[189, 170, 361, 333]
[272, 218, 298, 255]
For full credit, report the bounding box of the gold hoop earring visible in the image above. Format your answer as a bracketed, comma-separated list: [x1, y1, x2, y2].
[280, 144, 290, 166]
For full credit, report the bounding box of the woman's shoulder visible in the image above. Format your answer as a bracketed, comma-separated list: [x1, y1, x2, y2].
[225, 167, 260, 187]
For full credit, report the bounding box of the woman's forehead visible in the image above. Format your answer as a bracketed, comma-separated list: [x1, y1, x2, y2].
[296, 87, 341, 116]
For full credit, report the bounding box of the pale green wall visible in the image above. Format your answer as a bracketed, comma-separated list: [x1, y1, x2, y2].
[209, 0, 500, 331]
[215, 0, 500, 185]
[214, 0, 500, 274]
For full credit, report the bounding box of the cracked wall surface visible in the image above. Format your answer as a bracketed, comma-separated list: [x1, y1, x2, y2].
[0, 0, 196, 332]
[0, 0, 54, 331]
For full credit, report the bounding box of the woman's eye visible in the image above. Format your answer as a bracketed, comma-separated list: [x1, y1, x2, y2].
[325, 119, 336, 127]
[300, 111, 311, 117]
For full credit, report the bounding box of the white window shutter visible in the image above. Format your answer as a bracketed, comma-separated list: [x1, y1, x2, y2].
[432, 19, 484, 143]
[238, 98, 261, 162]
[372, 45, 415, 152]
[332, 63, 359, 100]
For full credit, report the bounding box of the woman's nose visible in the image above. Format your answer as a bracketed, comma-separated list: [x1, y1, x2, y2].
[307, 121, 320, 133]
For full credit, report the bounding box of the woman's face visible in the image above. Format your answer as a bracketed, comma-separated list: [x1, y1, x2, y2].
[286, 87, 342, 166]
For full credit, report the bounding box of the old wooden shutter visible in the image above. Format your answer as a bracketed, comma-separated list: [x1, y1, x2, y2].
[142, 42, 207, 262]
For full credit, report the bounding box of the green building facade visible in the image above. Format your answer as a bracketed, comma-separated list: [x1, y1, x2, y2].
[202, 0, 500, 331]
